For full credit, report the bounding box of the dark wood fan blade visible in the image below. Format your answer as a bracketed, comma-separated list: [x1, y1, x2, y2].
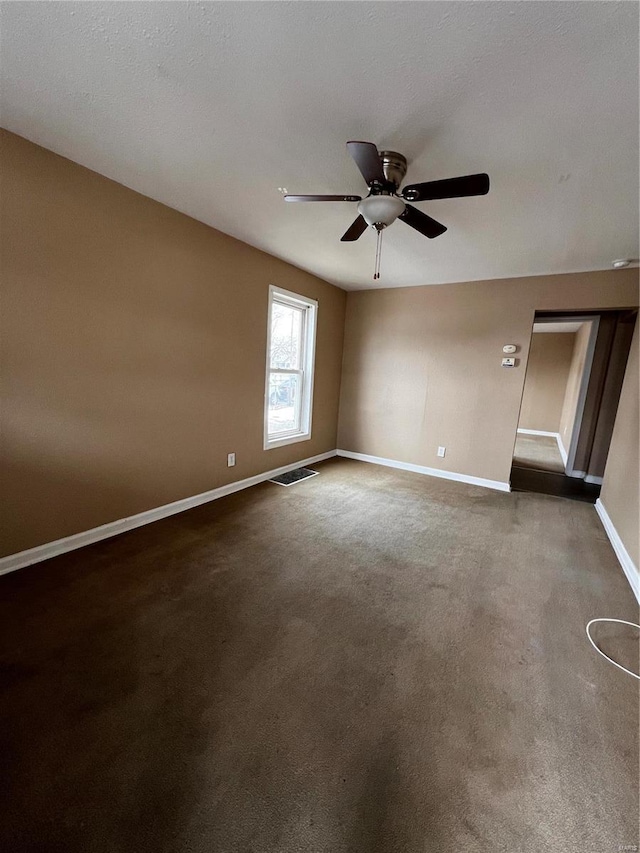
[341, 215, 368, 242]
[402, 173, 490, 202]
[399, 205, 447, 239]
[284, 194, 361, 202]
[346, 141, 385, 186]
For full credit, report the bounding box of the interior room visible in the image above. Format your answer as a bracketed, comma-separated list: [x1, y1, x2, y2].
[1, 3, 638, 852]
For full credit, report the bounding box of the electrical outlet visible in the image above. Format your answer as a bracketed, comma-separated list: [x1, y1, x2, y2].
[227, 453, 236, 467]
[437, 446, 446, 458]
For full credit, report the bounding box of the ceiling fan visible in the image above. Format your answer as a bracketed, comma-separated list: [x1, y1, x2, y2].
[284, 141, 490, 278]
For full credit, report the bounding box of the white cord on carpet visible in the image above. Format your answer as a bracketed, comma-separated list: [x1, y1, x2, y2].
[586, 618, 640, 680]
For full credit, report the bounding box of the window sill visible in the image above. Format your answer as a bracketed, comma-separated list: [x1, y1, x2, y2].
[264, 432, 312, 450]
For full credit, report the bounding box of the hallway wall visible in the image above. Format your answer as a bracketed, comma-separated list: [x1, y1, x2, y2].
[518, 332, 575, 433]
[559, 322, 592, 457]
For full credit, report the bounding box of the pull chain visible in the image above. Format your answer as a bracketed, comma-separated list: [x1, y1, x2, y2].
[373, 227, 383, 280]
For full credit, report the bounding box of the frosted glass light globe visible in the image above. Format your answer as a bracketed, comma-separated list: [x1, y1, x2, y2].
[358, 195, 406, 228]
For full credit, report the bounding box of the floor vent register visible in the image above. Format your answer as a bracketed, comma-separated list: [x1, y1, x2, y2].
[268, 467, 318, 487]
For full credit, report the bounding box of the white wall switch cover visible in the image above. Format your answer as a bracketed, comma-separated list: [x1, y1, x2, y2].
[437, 446, 446, 457]
[501, 357, 516, 367]
[227, 453, 236, 467]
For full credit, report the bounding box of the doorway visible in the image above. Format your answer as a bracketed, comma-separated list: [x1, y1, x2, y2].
[511, 310, 637, 502]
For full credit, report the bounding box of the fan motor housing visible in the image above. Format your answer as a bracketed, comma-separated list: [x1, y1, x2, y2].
[379, 151, 408, 190]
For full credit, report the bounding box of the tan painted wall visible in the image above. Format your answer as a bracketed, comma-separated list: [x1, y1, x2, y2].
[338, 271, 639, 486]
[559, 321, 592, 457]
[600, 322, 639, 569]
[518, 333, 575, 433]
[0, 130, 346, 557]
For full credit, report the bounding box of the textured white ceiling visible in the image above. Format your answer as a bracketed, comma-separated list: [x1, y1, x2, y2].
[1, 1, 638, 291]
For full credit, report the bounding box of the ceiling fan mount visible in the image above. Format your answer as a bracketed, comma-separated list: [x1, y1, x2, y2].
[377, 150, 408, 191]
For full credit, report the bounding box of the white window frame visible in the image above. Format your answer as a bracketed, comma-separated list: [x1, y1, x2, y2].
[264, 285, 317, 450]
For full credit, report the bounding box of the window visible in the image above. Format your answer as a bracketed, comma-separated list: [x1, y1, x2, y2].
[264, 285, 317, 448]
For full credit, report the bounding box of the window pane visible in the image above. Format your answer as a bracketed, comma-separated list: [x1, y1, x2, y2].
[270, 302, 303, 369]
[268, 372, 301, 435]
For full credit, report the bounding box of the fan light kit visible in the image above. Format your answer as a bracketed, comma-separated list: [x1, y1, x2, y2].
[358, 194, 406, 228]
[284, 141, 490, 280]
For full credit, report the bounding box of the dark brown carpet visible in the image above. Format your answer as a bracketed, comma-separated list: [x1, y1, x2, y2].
[0, 458, 638, 852]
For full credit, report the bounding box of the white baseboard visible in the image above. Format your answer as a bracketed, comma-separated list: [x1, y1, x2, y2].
[584, 474, 603, 485]
[517, 429, 568, 469]
[595, 499, 640, 604]
[336, 449, 510, 493]
[0, 450, 338, 577]
[556, 435, 568, 467]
